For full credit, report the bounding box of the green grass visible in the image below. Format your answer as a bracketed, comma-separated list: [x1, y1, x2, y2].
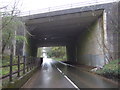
[1, 55, 24, 76]
[96, 59, 120, 80]
[1, 55, 36, 88]
[2, 65, 23, 76]
[52, 57, 66, 61]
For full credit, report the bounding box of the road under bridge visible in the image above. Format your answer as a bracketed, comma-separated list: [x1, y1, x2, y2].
[19, 2, 119, 88]
[22, 58, 118, 88]
[22, 2, 119, 67]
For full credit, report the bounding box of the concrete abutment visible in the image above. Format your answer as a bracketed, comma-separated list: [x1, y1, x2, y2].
[75, 16, 105, 67]
[23, 1, 119, 67]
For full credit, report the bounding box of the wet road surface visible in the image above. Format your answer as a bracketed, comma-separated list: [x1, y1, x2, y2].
[53, 61, 119, 88]
[22, 58, 76, 88]
[22, 58, 119, 88]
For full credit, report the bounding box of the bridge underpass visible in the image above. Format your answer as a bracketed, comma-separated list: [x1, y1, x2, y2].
[25, 10, 104, 67]
[21, 2, 119, 88]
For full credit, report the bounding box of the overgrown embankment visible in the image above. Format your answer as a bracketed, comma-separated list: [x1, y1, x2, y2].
[96, 59, 120, 82]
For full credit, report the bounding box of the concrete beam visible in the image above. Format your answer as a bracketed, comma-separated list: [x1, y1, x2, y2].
[25, 10, 103, 47]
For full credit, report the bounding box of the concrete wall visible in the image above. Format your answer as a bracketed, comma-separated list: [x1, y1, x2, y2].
[66, 43, 76, 62]
[105, 1, 119, 60]
[76, 16, 105, 67]
[24, 1, 119, 63]
[25, 36, 38, 57]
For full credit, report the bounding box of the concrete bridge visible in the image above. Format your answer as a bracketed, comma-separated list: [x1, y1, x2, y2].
[9, 1, 119, 88]
[22, 2, 119, 67]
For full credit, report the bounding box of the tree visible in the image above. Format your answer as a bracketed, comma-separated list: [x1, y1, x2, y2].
[1, 0, 27, 59]
[46, 46, 67, 60]
[2, 16, 26, 55]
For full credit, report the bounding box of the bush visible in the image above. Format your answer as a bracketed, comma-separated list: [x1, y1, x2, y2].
[2, 55, 18, 66]
[2, 55, 10, 66]
[96, 59, 120, 80]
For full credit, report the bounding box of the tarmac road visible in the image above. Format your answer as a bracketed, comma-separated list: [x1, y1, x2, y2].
[22, 58, 119, 89]
[22, 58, 76, 88]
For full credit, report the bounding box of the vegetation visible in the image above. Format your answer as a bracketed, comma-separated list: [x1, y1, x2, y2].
[1, 0, 27, 58]
[0, 1, 24, 88]
[1, 55, 24, 76]
[96, 59, 120, 81]
[1, 0, 27, 78]
[45, 46, 67, 61]
[2, 15, 26, 55]
[37, 48, 42, 57]
[1, 15, 26, 79]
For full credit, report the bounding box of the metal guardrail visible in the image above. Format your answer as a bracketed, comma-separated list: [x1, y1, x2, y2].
[19, 0, 117, 16]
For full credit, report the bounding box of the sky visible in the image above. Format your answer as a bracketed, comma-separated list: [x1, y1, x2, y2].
[0, 0, 89, 11]
[0, 0, 117, 13]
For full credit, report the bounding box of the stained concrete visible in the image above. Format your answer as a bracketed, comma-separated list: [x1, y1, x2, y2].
[76, 16, 104, 67]
[25, 10, 103, 47]
[22, 1, 119, 66]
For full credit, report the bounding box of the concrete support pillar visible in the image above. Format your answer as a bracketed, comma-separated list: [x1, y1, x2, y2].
[31, 45, 37, 57]
[26, 37, 38, 57]
[105, 3, 119, 60]
[66, 43, 76, 62]
[26, 44, 37, 57]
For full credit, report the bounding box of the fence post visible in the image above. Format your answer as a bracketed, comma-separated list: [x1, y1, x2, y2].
[34, 58, 36, 68]
[9, 54, 13, 82]
[32, 57, 34, 68]
[23, 56, 26, 74]
[31, 57, 33, 69]
[34, 57, 36, 68]
[31, 57, 32, 70]
[30, 57, 32, 70]
[17, 55, 20, 77]
[27, 57, 29, 72]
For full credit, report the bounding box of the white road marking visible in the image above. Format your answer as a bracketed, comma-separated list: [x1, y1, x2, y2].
[57, 68, 62, 73]
[58, 61, 75, 67]
[64, 75, 80, 90]
[56, 64, 80, 90]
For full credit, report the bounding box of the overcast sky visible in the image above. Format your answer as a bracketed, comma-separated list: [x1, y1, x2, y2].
[0, 0, 117, 12]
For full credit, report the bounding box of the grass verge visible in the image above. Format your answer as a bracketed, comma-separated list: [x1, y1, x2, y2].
[96, 59, 120, 82]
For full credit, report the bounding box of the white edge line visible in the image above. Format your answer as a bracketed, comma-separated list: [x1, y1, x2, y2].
[64, 75, 80, 90]
[56, 66, 80, 90]
[57, 68, 62, 73]
[58, 61, 75, 67]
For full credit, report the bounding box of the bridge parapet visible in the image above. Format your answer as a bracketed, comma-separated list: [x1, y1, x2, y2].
[20, 0, 117, 16]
